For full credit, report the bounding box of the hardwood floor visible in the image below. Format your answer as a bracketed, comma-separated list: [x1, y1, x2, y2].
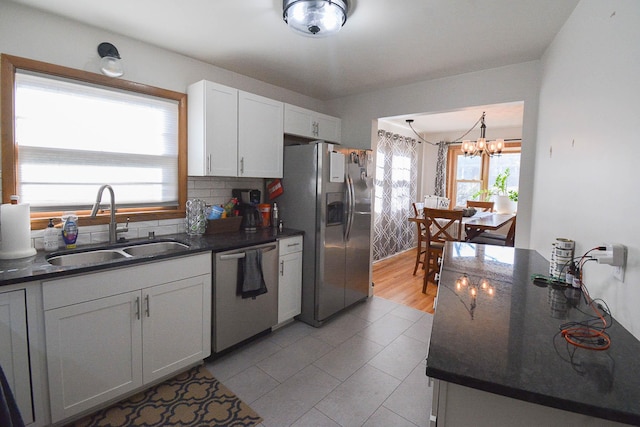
[372, 248, 437, 314]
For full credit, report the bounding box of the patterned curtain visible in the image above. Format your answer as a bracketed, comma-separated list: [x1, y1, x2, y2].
[434, 141, 448, 197]
[372, 130, 418, 261]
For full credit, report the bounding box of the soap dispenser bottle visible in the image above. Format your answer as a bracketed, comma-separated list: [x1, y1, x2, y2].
[44, 219, 59, 252]
[61, 212, 78, 249]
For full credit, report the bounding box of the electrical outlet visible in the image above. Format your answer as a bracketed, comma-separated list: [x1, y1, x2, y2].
[593, 244, 627, 282]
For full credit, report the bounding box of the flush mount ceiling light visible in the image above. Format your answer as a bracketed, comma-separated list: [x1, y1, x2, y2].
[283, 0, 348, 37]
[97, 42, 124, 77]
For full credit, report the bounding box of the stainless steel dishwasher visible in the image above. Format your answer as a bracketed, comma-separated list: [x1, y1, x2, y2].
[212, 242, 278, 353]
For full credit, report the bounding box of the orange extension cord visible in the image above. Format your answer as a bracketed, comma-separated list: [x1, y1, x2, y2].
[560, 249, 611, 351]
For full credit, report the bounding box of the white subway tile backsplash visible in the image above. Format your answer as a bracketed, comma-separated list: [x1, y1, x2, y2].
[28, 176, 266, 248]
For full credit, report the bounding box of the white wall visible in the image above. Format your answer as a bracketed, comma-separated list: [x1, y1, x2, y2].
[327, 62, 541, 248]
[532, 0, 640, 338]
[0, 1, 325, 244]
[0, 0, 325, 111]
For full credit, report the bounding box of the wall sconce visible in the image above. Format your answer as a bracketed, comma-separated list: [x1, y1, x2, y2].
[97, 42, 124, 77]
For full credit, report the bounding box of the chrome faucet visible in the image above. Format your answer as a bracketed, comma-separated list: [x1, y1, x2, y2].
[90, 184, 129, 244]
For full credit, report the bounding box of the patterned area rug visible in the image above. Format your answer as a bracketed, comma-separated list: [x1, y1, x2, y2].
[68, 365, 262, 427]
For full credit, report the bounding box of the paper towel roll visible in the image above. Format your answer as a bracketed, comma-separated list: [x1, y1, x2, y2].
[0, 203, 37, 259]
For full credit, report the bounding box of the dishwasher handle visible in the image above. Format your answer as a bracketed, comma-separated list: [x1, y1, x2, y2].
[219, 244, 277, 260]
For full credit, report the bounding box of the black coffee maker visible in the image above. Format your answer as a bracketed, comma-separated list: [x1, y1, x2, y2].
[233, 189, 261, 232]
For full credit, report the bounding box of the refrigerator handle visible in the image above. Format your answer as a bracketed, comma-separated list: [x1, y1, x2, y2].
[345, 173, 355, 241]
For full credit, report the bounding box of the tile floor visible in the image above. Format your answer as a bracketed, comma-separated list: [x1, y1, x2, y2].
[205, 296, 434, 427]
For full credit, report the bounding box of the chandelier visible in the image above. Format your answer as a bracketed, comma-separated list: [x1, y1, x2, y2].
[283, 0, 348, 37]
[461, 112, 504, 157]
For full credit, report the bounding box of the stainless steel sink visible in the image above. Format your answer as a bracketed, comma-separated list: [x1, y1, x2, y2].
[47, 249, 128, 266]
[122, 241, 189, 257]
[46, 240, 190, 267]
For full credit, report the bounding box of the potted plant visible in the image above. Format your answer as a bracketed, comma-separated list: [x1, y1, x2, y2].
[472, 168, 518, 213]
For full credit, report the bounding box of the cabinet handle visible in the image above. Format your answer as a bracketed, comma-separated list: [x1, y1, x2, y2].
[288, 243, 300, 248]
[240, 157, 244, 175]
[280, 260, 284, 276]
[135, 296, 140, 320]
[145, 294, 150, 317]
[207, 154, 211, 174]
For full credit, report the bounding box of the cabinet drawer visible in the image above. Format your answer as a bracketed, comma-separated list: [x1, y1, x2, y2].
[279, 236, 303, 256]
[43, 252, 211, 310]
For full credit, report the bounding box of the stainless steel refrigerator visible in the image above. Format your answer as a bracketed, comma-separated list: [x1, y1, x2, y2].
[278, 141, 372, 327]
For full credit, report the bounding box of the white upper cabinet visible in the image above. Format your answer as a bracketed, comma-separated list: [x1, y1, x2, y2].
[188, 80, 238, 177]
[284, 103, 341, 143]
[188, 80, 284, 178]
[238, 91, 284, 178]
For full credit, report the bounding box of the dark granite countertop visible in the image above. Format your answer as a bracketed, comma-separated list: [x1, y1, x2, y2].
[426, 242, 640, 426]
[0, 228, 303, 286]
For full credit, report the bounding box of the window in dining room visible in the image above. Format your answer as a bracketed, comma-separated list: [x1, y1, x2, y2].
[446, 142, 521, 207]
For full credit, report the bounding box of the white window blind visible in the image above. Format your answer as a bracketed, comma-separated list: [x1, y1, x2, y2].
[14, 71, 179, 211]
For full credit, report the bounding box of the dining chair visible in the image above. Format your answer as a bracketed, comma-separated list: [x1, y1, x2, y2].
[466, 200, 495, 212]
[421, 207, 464, 293]
[411, 202, 420, 217]
[468, 215, 517, 247]
[411, 203, 428, 275]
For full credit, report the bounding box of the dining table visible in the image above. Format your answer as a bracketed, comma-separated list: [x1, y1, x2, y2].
[409, 211, 515, 242]
[463, 212, 515, 241]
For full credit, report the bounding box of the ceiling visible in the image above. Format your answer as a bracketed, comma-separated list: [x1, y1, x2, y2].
[382, 101, 525, 137]
[8, 0, 580, 101]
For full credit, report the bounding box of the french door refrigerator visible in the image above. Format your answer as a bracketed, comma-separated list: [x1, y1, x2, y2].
[278, 141, 372, 327]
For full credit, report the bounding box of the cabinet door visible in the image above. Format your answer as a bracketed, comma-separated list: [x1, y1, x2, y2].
[142, 274, 211, 383]
[284, 103, 315, 139]
[45, 291, 143, 423]
[188, 80, 238, 176]
[315, 112, 341, 143]
[238, 91, 284, 178]
[278, 251, 303, 323]
[0, 289, 33, 424]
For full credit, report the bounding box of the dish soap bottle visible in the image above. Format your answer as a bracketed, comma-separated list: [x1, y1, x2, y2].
[271, 202, 279, 228]
[61, 212, 78, 249]
[43, 219, 59, 252]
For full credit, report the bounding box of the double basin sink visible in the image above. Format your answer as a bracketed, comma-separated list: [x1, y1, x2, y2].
[46, 240, 190, 267]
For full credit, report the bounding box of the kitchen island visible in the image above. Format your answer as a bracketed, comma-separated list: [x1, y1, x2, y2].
[426, 243, 640, 427]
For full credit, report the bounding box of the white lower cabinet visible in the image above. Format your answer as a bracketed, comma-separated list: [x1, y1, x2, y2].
[0, 289, 34, 424]
[278, 236, 303, 324]
[430, 379, 627, 426]
[43, 253, 211, 424]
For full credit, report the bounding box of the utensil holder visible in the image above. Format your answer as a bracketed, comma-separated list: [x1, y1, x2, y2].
[186, 199, 206, 235]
